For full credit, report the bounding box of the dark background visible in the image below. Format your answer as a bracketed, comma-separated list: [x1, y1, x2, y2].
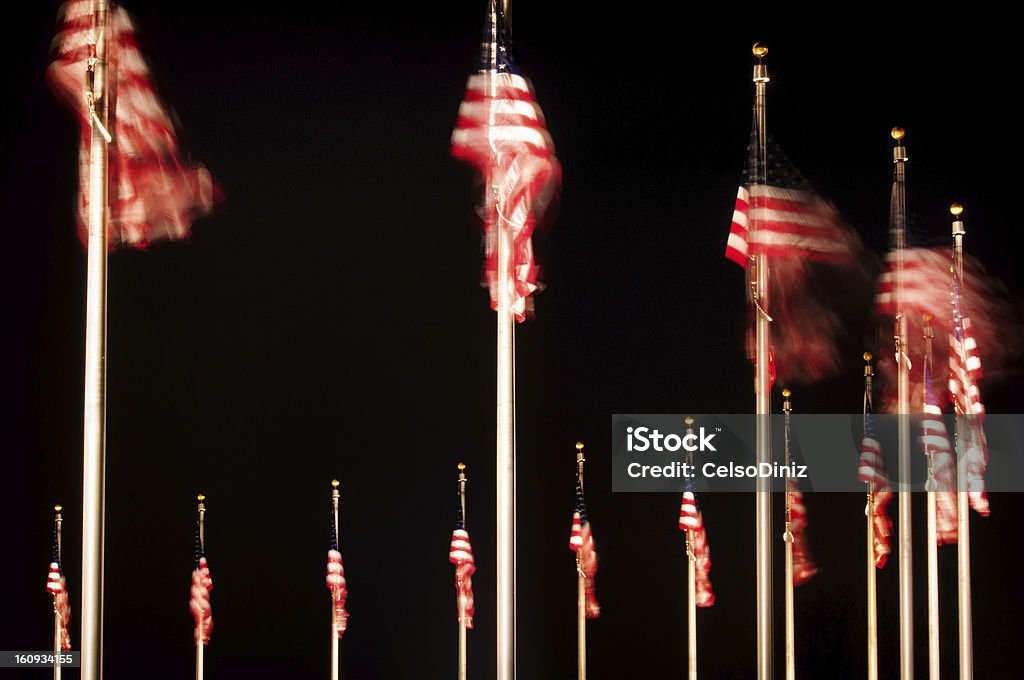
[5, 2, 1024, 678]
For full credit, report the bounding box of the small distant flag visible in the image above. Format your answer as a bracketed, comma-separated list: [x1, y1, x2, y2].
[859, 395, 892, 568]
[46, 512, 72, 652]
[922, 359, 958, 543]
[190, 521, 213, 646]
[787, 479, 818, 585]
[679, 476, 715, 607]
[449, 501, 476, 629]
[450, 0, 560, 321]
[327, 506, 349, 638]
[569, 478, 600, 618]
[47, 0, 218, 248]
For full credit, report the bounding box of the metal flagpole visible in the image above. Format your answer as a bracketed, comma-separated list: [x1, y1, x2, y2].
[782, 390, 795, 680]
[950, 203, 973, 680]
[331, 480, 341, 680]
[486, 3, 515, 678]
[864, 354, 879, 680]
[890, 126, 914, 680]
[684, 418, 697, 680]
[457, 465, 469, 680]
[81, 2, 111, 679]
[196, 495, 206, 680]
[923, 315, 941, 680]
[54, 505, 64, 680]
[576, 443, 586, 680]
[750, 42, 774, 680]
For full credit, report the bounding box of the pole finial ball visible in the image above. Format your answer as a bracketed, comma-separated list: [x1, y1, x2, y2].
[863, 351, 873, 362]
[458, 462, 466, 471]
[54, 504, 62, 512]
[891, 127, 905, 141]
[331, 479, 340, 488]
[575, 441, 585, 451]
[752, 43, 768, 58]
[923, 312, 933, 322]
[950, 203, 964, 217]
[197, 493, 205, 501]
[782, 388, 791, 398]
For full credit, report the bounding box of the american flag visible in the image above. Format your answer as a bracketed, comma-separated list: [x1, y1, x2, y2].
[949, 272, 990, 516]
[922, 358, 958, 543]
[678, 476, 714, 607]
[46, 520, 72, 652]
[450, 0, 560, 322]
[787, 479, 818, 585]
[569, 478, 600, 618]
[190, 521, 213, 646]
[874, 248, 954, 318]
[448, 502, 476, 629]
[47, 0, 217, 248]
[326, 508, 349, 638]
[859, 393, 892, 568]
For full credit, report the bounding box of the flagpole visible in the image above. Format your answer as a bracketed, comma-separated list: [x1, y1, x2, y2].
[196, 495, 206, 680]
[923, 315, 941, 680]
[54, 505, 64, 680]
[890, 126, 914, 680]
[486, 4, 516, 679]
[751, 42, 773, 680]
[575, 443, 587, 680]
[864, 353, 879, 680]
[81, 2, 110, 680]
[950, 202, 973, 680]
[782, 390, 795, 680]
[331, 480, 341, 680]
[684, 419, 697, 680]
[457, 465, 469, 680]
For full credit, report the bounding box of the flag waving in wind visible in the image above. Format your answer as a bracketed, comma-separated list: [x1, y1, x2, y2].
[190, 521, 213, 646]
[46, 517, 72, 652]
[451, 0, 560, 321]
[859, 394, 892, 568]
[922, 357, 958, 543]
[569, 478, 600, 618]
[47, 0, 218, 247]
[787, 479, 818, 585]
[449, 499, 476, 629]
[678, 476, 715, 607]
[327, 506, 349, 638]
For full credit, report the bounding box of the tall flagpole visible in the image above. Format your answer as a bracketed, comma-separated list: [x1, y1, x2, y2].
[923, 315, 941, 680]
[864, 354, 879, 680]
[331, 480, 341, 680]
[457, 465, 469, 680]
[782, 390, 795, 680]
[890, 126, 914, 680]
[486, 3, 516, 679]
[751, 42, 774, 680]
[54, 505, 64, 680]
[575, 443, 587, 680]
[81, 2, 111, 679]
[950, 202, 973, 679]
[684, 418, 697, 680]
[196, 495, 206, 680]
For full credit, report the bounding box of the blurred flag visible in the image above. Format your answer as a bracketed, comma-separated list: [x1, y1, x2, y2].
[875, 248, 952, 318]
[949, 272, 990, 516]
[451, 0, 560, 321]
[569, 478, 600, 618]
[678, 476, 714, 607]
[46, 521, 72, 652]
[922, 359, 958, 543]
[787, 479, 818, 585]
[47, 0, 217, 248]
[859, 394, 892, 568]
[190, 521, 213, 646]
[326, 508, 349, 638]
[724, 125, 863, 384]
[449, 501, 476, 629]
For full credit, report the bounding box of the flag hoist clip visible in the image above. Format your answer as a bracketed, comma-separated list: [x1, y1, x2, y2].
[85, 51, 111, 143]
[782, 391, 794, 545]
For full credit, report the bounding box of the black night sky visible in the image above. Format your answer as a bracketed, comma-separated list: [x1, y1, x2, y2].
[5, 3, 1024, 678]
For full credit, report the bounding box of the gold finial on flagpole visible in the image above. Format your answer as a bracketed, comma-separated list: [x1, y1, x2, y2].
[752, 43, 768, 59]
[891, 127, 905, 141]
